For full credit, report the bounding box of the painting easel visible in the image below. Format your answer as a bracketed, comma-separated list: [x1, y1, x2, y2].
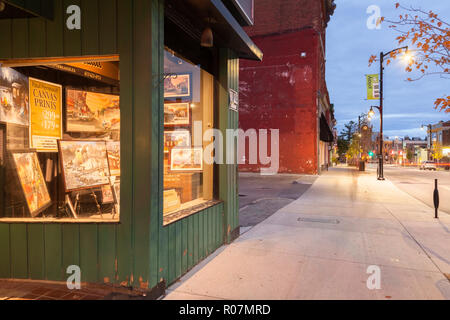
[65, 188, 106, 219]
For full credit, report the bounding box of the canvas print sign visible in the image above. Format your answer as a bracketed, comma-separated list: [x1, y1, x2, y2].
[59, 140, 110, 192]
[12, 152, 51, 217]
[29, 78, 63, 152]
[0, 67, 29, 126]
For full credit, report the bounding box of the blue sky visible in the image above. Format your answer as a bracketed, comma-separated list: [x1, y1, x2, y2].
[326, 0, 450, 139]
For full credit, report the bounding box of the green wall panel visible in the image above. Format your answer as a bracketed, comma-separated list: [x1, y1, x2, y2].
[44, 224, 63, 281]
[27, 225, 45, 280]
[79, 225, 98, 283]
[10, 225, 28, 279]
[0, 224, 11, 278]
[115, 0, 134, 288]
[98, 225, 117, 285]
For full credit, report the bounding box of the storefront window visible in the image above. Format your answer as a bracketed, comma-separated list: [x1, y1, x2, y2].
[163, 49, 216, 225]
[0, 59, 121, 222]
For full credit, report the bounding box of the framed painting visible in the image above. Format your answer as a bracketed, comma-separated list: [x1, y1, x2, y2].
[164, 103, 190, 126]
[0, 67, 29, 126]
[164, 73, 192, 99]
[58, 140, 110, 192]
[11, 151, 51, 217]
[164, 130, 191, 154]
[66, 89, 120, 133]
[170, 148, 203, 172]
[106, 141, 121, 176]
[101, 184, 115, 204]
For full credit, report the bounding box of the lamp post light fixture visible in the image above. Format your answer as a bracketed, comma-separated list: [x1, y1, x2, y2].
[370, 46, 409, 181]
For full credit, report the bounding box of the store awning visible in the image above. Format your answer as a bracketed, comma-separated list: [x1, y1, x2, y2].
[320, 115, 334, 143]
[167, 0, 263, 61]
[2, 0, 54, 20]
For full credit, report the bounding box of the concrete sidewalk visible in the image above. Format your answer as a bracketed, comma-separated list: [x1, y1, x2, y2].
[165, 167, 450, 300]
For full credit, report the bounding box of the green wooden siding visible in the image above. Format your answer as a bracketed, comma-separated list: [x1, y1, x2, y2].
[219, 49, 240, 242]
[0, 0, 238, 291]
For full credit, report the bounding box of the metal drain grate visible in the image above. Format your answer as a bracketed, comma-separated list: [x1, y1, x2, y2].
[298, 217, 340, 225]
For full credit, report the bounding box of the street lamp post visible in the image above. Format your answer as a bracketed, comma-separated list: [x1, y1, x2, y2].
[421, 124, 433, 160]
[370, 46, 409, 181]
[369, 105, 383, 179]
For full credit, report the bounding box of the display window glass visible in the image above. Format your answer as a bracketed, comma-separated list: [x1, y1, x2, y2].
[163, 48, 217, 225]
[0, 58, 121, 222]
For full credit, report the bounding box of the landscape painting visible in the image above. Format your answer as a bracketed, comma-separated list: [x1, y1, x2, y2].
[164, 103, 190, 126]
[101, 184, 114, 204]
[164, 130, 191, 153]
[59, 140, 110, 192]
[106, 141, 121, 176]
[0, 67, 29, 126]
[66, 89, 120, 133]
[12, 152, 51, 217]
[164, 73, 191, 99]
[170, 148, 203, 172]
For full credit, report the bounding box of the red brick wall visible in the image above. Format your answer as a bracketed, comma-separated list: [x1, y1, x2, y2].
[239, 29, 320, 174]
[244, 0, 326, 37]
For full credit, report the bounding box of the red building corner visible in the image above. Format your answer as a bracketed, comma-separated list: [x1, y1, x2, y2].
[239, 0, 336, 175]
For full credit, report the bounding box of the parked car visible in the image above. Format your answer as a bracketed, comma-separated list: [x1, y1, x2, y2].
[420, 161, 437, 171]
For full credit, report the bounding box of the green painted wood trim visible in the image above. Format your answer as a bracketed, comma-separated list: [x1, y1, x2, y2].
[0, 224, 11, 278]
[10, 224, 28, 279]
[116, 0, 134, 288]
[27, 224, 45, 280]
[79, 225, 99, 283]
[44, 224, 63, 281]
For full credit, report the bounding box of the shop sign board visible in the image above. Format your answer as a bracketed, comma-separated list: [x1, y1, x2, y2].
[229, 89, 239, 112]
[29, 78, 63, 152]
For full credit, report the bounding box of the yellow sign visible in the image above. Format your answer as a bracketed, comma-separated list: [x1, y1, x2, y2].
[29, 78, 62, 152]
[366, 74, 380, 100]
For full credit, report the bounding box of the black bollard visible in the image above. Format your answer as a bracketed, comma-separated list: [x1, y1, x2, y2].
[433, 179, 439, 219]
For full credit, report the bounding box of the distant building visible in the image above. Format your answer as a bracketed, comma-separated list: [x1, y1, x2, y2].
[429, 121, 450, 157]
[238, 0, 336, 174]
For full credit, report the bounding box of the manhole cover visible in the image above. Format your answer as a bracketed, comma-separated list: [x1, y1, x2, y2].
[298, 218, 340, 225]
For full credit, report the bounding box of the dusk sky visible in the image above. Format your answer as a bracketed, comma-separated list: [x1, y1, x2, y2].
[326, 0, 450, 139]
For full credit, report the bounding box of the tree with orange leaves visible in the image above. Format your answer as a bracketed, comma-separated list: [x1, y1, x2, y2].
[369, 3, 449, 113]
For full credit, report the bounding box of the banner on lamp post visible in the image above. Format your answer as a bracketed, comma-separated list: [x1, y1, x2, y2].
[366, 74, 380, 100]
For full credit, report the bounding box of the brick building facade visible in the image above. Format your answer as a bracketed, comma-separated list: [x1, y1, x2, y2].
[239, 0, 336, 174]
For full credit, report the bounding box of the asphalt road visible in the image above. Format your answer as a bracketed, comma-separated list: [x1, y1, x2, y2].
[383, 166, 450, 215]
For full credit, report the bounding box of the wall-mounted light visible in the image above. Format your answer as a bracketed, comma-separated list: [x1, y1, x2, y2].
[0, 1, 6, 12]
